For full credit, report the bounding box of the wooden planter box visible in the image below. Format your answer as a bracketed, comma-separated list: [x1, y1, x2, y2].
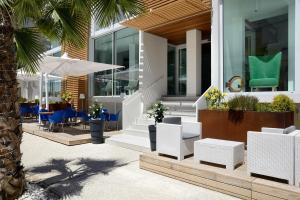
[198, 110, 294, 144]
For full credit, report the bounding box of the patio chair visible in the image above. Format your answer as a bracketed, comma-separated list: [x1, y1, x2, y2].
[247, 127, 297, 185]
[109, 111, 120, 130]
[295, 133, 300, 187]
[163, 117, 181, 125]
[38, 108, 50, 129]
[157, 121, 201, 160]
[48, 110, 65, 132]
[78, 111, 90, 129]
[248, 52, 282, 91]
[64, 107, 77, 126]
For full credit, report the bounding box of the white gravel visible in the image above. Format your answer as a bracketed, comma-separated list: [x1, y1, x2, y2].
[19, 183, 59, 200]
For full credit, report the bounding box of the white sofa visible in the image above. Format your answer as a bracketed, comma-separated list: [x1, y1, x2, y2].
[247, 127, 297, 185]
[295, 132, 300, 187]
[157, 122, 201, 160]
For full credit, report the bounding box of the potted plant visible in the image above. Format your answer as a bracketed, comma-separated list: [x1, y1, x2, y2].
[199, 88, 295, 144]
[61, 91, 72, 103]
[147, 102, 168, 151]
[88, 102, 104, 144]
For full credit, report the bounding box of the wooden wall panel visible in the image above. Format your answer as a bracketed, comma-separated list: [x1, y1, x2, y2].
[61, 27, 89, 111]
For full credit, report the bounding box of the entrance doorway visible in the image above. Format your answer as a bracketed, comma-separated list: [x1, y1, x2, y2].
[167, 45, 187, 96]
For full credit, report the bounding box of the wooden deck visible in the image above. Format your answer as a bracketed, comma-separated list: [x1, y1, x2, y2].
[140, 153, 300, 200]
[22, 122, 120, 146]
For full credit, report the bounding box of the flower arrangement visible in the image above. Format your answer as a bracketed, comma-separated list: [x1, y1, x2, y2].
[147, 102, 168, 125]
[61, 91, 72, 103]
[89, 102, 103, 119]
[205, 87, 227, 110]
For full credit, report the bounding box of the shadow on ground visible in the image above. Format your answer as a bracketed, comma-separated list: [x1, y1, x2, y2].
[28, 158, 128, 198]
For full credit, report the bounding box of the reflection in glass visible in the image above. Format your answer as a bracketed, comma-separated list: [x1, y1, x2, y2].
[167, 46, 176, 95]
[94, 34, 113, 96]
[223, 0, 295, 92]
[178, 48, 187, 96]
[93, 28, 139, 96]
[114, 28, 139, 95]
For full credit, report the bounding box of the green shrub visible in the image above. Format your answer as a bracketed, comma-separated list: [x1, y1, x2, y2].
[272, 94, 296, 112]
[17, 97, 27, 103]
[228, 95, 258, 111]
[256, 103, 273, 112]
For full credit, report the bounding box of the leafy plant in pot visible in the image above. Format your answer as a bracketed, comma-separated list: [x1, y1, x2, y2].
[88, 102, 104, 144]
[147, 102, 168, 151]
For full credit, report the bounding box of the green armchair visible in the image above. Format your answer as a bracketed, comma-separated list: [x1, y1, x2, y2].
[248, 52, 282, 91]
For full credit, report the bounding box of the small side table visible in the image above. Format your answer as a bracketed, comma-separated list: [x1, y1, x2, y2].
[194, 138, 244, 170]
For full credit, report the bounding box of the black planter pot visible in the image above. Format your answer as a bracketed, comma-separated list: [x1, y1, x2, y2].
[148, 125, 156, 151]
[89, 119, 104, 144]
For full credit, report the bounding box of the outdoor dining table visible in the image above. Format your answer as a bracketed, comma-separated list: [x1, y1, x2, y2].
[39, 111, 54, 115]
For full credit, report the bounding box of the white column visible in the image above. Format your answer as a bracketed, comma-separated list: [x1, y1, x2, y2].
[45, 74, 49, 110]
[39, 73, 43, 109]
[186, 29, 202, 96]
[211, 0, 222, 89]
[39, 73, 43, 123]
[295, 0, 300, 93]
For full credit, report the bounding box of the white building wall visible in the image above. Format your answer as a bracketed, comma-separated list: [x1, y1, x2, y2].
[139, 31, 168, 111]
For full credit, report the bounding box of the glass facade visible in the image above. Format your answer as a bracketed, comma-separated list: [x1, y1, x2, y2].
[223, 0, 295, 92]
[94, 28, 139, 96]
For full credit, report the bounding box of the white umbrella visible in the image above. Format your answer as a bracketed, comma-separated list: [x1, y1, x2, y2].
[36, 53, 123, 118]
[39, 53, 123, 76]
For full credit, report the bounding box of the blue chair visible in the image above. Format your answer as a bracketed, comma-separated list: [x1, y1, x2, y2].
[78, 111, 91, 129]
[48, 110, 65, 132]
[64, 107, 77, 125]
[32, 105, 39, 120]
[38, 108, 50, 129]
[20, 106, 32, 118]
[109, 111, 120, 130]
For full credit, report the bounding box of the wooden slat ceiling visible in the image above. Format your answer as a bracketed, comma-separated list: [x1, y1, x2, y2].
[122, 0, 211, 44]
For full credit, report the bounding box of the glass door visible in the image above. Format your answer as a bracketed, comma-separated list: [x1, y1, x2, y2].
[167, 46, 176, 95]
[167, 45, 187, 96]
[178, 47, 186, 96]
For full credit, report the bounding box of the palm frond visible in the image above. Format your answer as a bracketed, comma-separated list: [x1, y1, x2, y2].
[93, 0, 145, 27]
[14, 28, 45, 74]
[0, 0, 12, 7]
[53, 5, 89, 48]
[12, 0, 44, 25]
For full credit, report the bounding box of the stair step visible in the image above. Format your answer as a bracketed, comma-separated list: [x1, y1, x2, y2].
[130, 123, 149, 131]
[123, 128, 149, 137]
[161, 96, 199, 101]
[106, 134, 150, 152]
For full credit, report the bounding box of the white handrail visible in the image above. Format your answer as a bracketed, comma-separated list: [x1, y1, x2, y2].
[193, 85, 213, 121]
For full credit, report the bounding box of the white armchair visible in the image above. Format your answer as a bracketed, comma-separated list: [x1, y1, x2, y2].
[295, 132, 300, 187]
[157, 122, 201, 160]
[247, 129, 297, 185]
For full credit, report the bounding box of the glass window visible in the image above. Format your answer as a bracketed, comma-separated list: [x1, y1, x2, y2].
[114, 28, 139, 95]
[223, 0, 295, 92]
[93, 28, 139, 96]
[94, 34, 113, 96]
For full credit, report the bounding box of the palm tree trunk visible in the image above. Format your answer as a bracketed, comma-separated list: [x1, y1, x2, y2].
[0, 7, 25, 200]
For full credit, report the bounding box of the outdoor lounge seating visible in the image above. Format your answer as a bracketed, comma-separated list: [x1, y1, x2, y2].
[248, 52, 282, 91]
[295, 133, 300, 187]
[247, 127, 298, 185]
[48, 110, 66, 132]
[157, 121, 201, 160]
[194, 138, 244, 170]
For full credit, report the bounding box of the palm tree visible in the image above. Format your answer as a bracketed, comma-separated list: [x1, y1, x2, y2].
[0, 0, 144, 199]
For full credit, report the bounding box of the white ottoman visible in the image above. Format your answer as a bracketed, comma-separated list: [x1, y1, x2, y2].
[194, 138, 244, 170]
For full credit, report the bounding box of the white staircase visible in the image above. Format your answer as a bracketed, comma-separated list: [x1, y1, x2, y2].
[105, 96, 198, 152]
